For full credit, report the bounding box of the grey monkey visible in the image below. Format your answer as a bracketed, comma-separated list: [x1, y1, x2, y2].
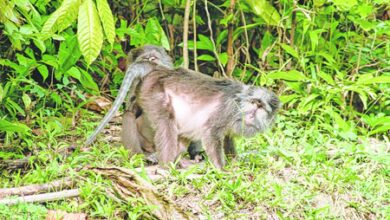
[135, 64, 280, 169]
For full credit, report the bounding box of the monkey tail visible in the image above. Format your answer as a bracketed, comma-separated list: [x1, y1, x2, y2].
[84, 63, 152, 146]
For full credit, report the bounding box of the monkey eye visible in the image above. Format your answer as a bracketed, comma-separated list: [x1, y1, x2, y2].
[250, 99, 264, 108]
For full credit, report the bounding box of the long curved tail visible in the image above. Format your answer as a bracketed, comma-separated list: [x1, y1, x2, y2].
[84, 70, 136, 146]
[84, 62, 153, 146]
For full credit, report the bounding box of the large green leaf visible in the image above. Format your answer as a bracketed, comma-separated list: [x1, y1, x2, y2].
[267, 70, 308, 82]
[77, 0, 103, 65]
[96, 0, 115, 45]
[245, 0, 281, 26]
[0, 119, 30, 134]
[41, 0, 81, 39]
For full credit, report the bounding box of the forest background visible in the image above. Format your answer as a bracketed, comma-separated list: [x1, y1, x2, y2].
[0, 0, 389, 219]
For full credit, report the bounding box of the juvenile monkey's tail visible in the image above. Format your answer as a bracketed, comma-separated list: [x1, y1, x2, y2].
[84, 63, 152, 146]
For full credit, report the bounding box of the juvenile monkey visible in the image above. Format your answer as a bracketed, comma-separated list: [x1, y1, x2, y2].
[136, 67, 280, 169]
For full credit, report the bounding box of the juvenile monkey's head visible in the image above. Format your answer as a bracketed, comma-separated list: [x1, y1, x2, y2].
[127, 45, 173, 68]
[233, 86, 280, 137]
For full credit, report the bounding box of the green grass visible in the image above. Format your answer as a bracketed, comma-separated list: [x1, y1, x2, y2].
[0, 110, 388, 219]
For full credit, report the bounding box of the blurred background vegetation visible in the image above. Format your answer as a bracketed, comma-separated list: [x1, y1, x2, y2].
[1, 0, 388, 147]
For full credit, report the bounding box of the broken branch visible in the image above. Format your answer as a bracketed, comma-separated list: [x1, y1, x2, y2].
[0, 189, 80, 205]
[0, 177, 74, 199]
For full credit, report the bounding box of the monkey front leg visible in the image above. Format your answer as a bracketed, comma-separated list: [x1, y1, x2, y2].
[202, 136, 226, 169]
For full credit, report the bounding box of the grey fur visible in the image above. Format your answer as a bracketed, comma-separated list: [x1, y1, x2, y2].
[85, 45, 173, 146]
[86, 45, 204, 163]
[137, 67, 280, 169]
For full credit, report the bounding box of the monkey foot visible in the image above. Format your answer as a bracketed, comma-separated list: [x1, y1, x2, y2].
[145, 153, 159, 164]
[193, 155, 203, 163]
[178, 159, 202, 169]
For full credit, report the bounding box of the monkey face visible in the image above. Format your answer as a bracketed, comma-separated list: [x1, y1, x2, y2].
[131, 45, 173, 68]
[235, 87, 280, 137]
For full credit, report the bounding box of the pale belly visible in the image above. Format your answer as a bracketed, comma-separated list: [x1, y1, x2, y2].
[168, 91, 219, 139]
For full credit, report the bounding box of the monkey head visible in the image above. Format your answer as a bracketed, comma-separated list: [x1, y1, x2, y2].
[233, 86, 281, 137]
[127, 45, 173, 68]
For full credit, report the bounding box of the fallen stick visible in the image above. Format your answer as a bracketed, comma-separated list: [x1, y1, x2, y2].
[0, 158, 30, 170]
[0, 177, 74, 199]
[0, 189, 80, 205]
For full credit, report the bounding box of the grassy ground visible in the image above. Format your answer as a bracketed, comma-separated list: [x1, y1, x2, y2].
[0, 110, 388, 219]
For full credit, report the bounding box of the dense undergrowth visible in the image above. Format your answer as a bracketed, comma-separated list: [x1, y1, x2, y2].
[0, 111, 388, 218]
[0, 0, 389, 218]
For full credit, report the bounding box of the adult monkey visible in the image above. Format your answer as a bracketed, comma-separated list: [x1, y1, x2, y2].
[136, 66, 280, 169]
[85, 45, 203, 161]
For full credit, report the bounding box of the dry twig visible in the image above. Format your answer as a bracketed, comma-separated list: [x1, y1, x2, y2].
[183, 0, 191, 68]
[204, 0, 226, 76]
[0, 189, 80, 205]
[226, 0, 236, 77]
[0, 177, 74, 199]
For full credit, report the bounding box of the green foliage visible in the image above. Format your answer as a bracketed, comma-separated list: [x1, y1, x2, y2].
[41, 0, 82, 39]
[117, 18, 170, 50]
[96, 0, 115, 45]
[77, 0, 103, 65]
[0, 119, 30, 134]
[0, 111, 388, 218]
[0, 0, 387, 145]
[0, 0, 388, 217]
[0, 203, 47, 219]
[0, 0, 387, 140]
[41, 0, 115, 64]
[244, 0, 281, 26]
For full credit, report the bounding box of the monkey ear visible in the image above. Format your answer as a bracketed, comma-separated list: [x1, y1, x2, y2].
[127, 48, 142, 63]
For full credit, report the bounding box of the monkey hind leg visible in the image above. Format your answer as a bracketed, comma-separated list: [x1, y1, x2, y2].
[154, 120, 182, 165]
[202, 136, 226, 169]
[121, 111, 144, 155]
